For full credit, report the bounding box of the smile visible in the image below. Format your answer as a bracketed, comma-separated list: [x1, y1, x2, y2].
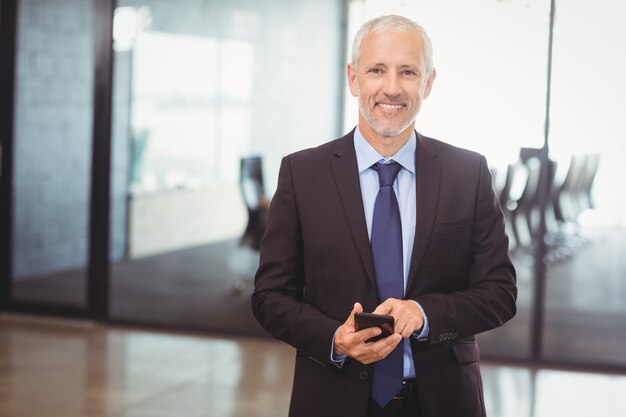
[377, 103, 404, 109]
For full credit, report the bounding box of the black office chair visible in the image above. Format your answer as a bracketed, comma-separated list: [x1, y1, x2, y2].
[545, 154, 597, 261]
[578, 153, 600, 212]
[499, 161, 529, 253]
[544, 158, 567, 242]
[556, 154, 587, 225]
[511, 157, 541, 249]
[239, 156, 268, 251]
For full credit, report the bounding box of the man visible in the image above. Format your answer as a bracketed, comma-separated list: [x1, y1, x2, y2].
[252, 15, 516, 417]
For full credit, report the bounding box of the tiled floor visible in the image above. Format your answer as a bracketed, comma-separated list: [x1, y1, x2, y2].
[1, 314, 625, 417]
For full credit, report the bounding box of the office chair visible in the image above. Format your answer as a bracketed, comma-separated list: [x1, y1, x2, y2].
[511, 157, 541, 249]
[500, 161, 530, 253]
[239, 156, 269, 251]
[578, 153, 600, 212]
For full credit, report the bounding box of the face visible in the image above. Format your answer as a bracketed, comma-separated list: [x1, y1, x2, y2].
[348, 30, 436, 140]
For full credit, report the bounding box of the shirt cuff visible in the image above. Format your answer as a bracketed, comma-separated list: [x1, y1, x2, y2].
[330, 329, 347, 368]
[411, 300, 429, 341]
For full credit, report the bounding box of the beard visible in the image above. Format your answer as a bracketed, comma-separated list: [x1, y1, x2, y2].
[358, 94, 420, 137]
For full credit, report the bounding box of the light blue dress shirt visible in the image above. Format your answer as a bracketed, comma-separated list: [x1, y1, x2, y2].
[331, 126, 429, 380]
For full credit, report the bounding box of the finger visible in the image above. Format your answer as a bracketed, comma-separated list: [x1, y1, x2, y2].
[380, 333, 403, 355]
[372, 299, 395, 315]
[354, 302, 363, 313]
[383, 333, 402, 357]
[394, 317, 408, 335]
[394, 303, 423, 335]
[400, 314, 424, 338]
[363, 333, 402, 363]
[366, 332, 400, 352]
[400, 323, 413, 339]
[345, 302, 363, 327]
[354, 327, 382, 344]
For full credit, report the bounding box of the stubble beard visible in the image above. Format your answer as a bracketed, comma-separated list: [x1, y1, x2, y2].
[358, 95, 419, 138]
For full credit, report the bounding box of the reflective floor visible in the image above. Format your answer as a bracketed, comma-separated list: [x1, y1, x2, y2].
[1, 314, 625, 417]
[12, 228, 626, 369]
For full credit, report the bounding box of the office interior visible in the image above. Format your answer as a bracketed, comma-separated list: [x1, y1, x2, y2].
[0, 0, 625, 416]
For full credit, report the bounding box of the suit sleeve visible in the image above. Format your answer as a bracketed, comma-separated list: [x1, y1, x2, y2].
[251, 156, 342, 364]
[415, 155, 517, 345]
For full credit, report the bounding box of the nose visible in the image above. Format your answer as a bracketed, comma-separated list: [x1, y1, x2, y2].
[382, 72, 402, 97]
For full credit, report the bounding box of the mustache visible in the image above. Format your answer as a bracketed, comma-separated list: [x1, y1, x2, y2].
[373, 95, 407, 106]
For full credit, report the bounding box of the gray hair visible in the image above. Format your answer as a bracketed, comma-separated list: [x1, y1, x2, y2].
[351, 15, 434, 74]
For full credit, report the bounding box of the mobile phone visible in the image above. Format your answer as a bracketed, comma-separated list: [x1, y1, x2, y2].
[354, 312, 395, 343]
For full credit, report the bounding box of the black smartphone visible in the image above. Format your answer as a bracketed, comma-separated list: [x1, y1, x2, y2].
[354, 312, 395, 343]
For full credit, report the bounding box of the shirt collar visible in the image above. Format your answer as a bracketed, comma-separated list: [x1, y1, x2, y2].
[353, 125, 416, 174]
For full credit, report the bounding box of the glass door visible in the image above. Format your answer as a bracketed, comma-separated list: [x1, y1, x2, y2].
[107, 0, 344, 334]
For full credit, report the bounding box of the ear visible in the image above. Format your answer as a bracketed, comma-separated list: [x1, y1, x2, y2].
[423, 68, 437, 99]
[347, 63, 359, 97]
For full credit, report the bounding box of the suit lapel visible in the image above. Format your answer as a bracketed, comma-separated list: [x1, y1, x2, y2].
[407, 134, 441, 290]
[330, 133, 377, 291]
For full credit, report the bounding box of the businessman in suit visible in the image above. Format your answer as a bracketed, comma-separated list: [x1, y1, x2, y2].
[252, 15, 516, 417]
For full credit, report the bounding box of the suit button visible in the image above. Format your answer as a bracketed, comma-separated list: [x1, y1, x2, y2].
[358, 371, 369, 381]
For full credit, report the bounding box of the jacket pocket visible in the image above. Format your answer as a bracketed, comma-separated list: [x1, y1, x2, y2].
[432, 216, 473, 234]
[451, 341, 480, 364]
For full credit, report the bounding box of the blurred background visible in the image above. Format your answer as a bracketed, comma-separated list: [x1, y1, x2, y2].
[1, 0, 625, 416]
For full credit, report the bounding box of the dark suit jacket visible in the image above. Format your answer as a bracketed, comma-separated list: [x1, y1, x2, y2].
[252, 130, 517, 417]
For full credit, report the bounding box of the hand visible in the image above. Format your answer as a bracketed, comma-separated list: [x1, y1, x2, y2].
[334, 302, 402, 365]
[373, 298, 424, 338]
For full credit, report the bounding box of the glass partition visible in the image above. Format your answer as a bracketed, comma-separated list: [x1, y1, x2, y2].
[544, 0, 626, 367]
[108, 0, 344, 332]
[345, 0, 551, 360]
[10, 0, 95, 307]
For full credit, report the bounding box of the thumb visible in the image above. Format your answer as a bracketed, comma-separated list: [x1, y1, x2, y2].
[345, 302, 363, 327]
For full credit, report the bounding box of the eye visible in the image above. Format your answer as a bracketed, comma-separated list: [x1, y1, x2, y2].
[402, 70, 417, 76]
[368, 68, 383, 74]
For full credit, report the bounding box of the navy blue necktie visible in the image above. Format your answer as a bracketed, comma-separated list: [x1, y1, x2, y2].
[370, 161, 404, 407]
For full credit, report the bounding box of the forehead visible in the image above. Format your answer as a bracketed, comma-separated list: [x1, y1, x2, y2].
[359, 30, 426, 68]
